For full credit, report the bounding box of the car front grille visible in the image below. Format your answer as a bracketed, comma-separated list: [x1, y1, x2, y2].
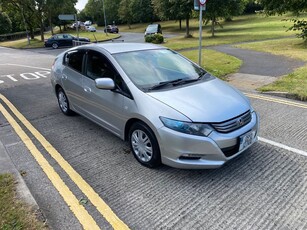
[211, 111, 251, 133]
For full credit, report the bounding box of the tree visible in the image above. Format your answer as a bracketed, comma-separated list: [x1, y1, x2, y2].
[259, 0, 307, 41]
[118, 0, 133, 28]
[0, 11, 12, 34]
[82, 0, 105, 26]
[258, 0, 307, 15]
[152, 0, 194, 38]
[205, 0, 248, 37]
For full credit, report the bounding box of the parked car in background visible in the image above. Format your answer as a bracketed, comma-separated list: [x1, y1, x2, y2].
[86, 26, 96, 32]
[44, 34, 90, 49]
[84, 20, 92, 26]
[104, 25, 119, 33]
[70, 21, 84, 29]
[51, 43, 259, 169]
[145, 24, 162, 36]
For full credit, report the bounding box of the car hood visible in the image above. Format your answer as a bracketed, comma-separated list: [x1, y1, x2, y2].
[147, 78, 250, 123]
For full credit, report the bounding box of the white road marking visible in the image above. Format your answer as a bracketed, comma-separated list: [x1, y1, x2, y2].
[259, 137, 307, 157]
[0, 63, 50, 71]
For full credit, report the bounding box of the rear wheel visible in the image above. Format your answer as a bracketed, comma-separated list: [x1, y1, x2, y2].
[57, 88, 74, 116]
[129, 122, 161, 168]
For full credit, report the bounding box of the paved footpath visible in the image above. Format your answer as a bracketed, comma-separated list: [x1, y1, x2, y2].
[208, 42, 306, 91]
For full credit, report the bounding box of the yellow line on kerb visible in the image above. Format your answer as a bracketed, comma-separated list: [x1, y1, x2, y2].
[0, 94, 130, 230]
[245, 93, 307, 109]
[0, 103, 100, 230]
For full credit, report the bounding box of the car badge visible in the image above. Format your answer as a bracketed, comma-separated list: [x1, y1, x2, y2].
[237, 118, 244, 126]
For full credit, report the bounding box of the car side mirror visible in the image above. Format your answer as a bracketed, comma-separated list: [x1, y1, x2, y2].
[95, 78, 115, 90]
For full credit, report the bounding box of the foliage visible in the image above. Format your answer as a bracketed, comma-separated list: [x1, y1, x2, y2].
[151, 0, 194, 37]
[118, 0, 156, 27]
[258, 0, 307, 15]
[0, 174, 45, 230]
[118, 0, 133, 27]
[243, 0, 263, 14]
[259, 0, 307, 41]
[0, 10, 11, 34]
[0, 0, 77, 40]
[287, 19, 307, 40]
[204, 0, 248, 36]
[145, 33, 164, 43]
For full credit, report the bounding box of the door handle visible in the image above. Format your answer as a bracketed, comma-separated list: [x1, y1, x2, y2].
[84, 86, 92, 93]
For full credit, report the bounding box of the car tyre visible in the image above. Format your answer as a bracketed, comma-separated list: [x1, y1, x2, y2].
[129, 122, 161, 168]
[57, 87, 74, 116]
[52, 43, 59, 49]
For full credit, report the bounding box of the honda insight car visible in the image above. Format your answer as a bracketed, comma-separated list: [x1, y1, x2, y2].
[51, 43, 259, 169]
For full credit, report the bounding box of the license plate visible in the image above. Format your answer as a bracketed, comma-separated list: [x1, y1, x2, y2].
[239, 131, 255, 151]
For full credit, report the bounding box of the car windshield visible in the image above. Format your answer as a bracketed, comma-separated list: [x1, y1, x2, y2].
[113, 49, 207, 90]
[146, 25, 158, 33]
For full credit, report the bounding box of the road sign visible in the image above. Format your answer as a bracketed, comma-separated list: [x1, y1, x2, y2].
[194, 0, 206, 11]
[199, 0, 207, 5]
[58, 14, 75, 21]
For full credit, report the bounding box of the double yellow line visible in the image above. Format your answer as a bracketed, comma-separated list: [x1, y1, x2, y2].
[0, 94, 129, 230]
[245, 93, 307, 109]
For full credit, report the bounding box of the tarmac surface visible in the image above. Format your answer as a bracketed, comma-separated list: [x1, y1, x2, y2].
[0, 39, 304, 228]
[208, 43, 306, 92]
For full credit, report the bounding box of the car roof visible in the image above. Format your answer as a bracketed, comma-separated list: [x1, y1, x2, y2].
[147, 24, 160, 28]
[77, 42, 165, 54]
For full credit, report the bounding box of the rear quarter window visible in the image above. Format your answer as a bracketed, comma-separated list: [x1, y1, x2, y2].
[63, 50, 86, 73]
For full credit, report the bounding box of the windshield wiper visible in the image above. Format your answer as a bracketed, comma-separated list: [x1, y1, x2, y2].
[172, 78, 200, 86]
[148, 79, 183, 90]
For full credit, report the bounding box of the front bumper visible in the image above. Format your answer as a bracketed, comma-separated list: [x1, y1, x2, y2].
[157, 111, 259, 169]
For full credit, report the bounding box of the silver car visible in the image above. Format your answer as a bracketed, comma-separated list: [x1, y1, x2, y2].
[51, 43, 259, 169]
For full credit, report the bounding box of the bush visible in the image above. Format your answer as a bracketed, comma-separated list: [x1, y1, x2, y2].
[145, 34, 164, 44]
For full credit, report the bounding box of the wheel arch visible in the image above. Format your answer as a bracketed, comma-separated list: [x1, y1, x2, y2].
[124, 118, 159, 142]
[55, 84, 63, 96]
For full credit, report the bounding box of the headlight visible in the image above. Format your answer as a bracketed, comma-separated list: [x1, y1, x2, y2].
[160, 117, 213, 137]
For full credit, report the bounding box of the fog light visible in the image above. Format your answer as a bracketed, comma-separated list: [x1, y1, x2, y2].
[179, 153, 206, 160]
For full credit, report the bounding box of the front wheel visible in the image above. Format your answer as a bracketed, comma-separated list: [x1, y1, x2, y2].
[52, 43, 59, 49]
[129, 122, 161, 168]
[57, 88, 74, 116]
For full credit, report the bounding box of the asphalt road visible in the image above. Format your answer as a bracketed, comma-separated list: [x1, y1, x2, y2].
[0, 44, 307, 230]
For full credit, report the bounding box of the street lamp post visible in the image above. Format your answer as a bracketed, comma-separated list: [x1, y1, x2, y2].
[102, 0, 108, 35]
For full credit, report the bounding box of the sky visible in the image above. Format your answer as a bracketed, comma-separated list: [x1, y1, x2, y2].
[75, 0, 88, 11]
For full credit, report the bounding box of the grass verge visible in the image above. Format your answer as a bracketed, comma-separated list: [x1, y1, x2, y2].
[120, 14, 306, 50]
[0, 31, 119, 49]
[179, 49, 242, 79]
[0, 173, 46, 229]
[236, 38, 307, 100]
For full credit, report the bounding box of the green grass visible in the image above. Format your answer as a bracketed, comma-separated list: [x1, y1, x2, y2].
[259, 67, 307, 101]
[120, 14, 306, 50]
[179, 49, 242, 79]
[0, 30, 119, 49]
[235, 38, 307, 100]
[0, 174, 46, 230]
